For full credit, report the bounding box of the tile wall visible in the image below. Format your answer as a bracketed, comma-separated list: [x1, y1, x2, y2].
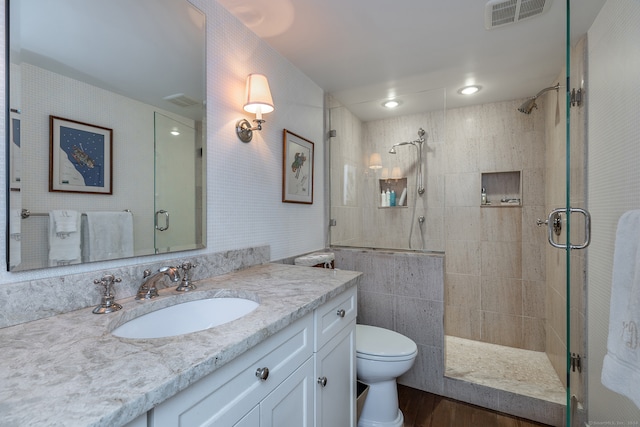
[330, 96, 548, 352]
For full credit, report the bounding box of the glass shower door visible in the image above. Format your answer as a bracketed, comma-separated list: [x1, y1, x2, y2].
[154, 112, 198, 253]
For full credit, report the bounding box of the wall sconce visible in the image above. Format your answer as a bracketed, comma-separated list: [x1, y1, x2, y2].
[369, 153, 382, 169]
[236, 73, 274, 143]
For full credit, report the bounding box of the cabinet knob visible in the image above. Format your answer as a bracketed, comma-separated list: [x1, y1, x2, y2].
[317, 376, 328, 387]
[336, 309, 346, 318]
[255, 367, 269, 381]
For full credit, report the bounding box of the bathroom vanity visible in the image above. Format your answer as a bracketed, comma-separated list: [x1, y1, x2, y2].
[0, 263, 360, 427]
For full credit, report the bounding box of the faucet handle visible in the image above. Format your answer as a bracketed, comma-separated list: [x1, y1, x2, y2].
[176, 261, 198, 292]
[92, 275, 123, 314]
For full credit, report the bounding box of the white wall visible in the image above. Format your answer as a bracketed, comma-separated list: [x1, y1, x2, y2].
[0, 0, 326, 284]
[587, 0, 640, 422]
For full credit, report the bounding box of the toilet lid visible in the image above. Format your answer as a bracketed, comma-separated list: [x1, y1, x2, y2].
[356, 324, 417, 359]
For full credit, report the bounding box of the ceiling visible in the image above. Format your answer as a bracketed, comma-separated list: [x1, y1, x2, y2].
[217, 0, 605, 121]
[12, 0, 205, 121]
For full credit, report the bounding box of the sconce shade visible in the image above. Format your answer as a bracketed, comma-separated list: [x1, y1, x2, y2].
[369, 153, 382, 169]
[243, 73, 274, 118]
[381, 167, 389, 180]
[391, 167, 402, 179]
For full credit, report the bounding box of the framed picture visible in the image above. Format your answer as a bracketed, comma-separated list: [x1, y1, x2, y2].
[282, 129, 314, 204]
[49, 116, 113, 194]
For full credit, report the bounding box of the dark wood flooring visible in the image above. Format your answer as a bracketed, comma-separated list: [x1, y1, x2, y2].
[398, 385, 553, 427]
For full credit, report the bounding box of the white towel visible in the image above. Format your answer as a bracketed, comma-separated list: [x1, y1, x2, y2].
[48, 210, 81, 267]
[51, 210, 78, 238]
[82, 212, 134, 262]
[602, 210, 640, 409]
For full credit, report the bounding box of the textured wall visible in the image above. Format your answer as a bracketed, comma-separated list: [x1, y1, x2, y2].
[587, 0, 640, 422]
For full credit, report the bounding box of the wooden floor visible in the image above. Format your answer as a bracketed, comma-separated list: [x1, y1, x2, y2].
[398, 385, 552, 427]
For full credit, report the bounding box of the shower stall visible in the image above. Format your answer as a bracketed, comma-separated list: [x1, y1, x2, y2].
[327, 5, 593, 420]
[328, 85, 568, 424]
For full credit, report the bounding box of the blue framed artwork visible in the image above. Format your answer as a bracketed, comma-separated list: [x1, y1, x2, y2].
[49, 116, 113, 194]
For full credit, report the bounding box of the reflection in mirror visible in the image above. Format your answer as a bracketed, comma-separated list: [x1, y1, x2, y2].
[7, 0, 207, 271]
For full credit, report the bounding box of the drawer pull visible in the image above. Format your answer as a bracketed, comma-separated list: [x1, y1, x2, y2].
[336, 309, 346, 318]
[255, 367, 269, 381]
[317, 376, 328, 387]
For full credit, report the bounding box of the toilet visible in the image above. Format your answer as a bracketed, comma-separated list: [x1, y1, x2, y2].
[356, 324, 418, 427]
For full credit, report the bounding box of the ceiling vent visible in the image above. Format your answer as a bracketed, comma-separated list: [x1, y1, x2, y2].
[485, 0, 552, 30]
[163, 93, 199, 107]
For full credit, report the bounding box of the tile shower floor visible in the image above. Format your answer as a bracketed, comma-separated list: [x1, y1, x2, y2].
[445, 336, 566, 405]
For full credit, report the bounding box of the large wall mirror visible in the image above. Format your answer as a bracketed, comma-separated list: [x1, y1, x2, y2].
[7, 0, 207, 271]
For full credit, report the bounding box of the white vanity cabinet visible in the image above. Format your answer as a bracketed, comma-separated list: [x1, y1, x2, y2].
[314, 286, 357, 427]
[148, 287, 356, 427]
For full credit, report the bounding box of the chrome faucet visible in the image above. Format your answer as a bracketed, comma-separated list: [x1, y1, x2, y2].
[135, 266, 180, 299]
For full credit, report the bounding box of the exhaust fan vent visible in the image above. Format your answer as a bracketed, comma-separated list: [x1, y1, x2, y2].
[485, 0, 551, 30]
[163, 93, 199, 107]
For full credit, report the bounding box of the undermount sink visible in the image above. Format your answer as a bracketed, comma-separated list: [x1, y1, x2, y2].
[112, 297, 259, 339]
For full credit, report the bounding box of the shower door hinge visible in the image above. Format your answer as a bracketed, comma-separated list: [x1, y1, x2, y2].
[571, 353, 582, 373]
[329, 219, 337, 227]
[570, 88, 583, 107]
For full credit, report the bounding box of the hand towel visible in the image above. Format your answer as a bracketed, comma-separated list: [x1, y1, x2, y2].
[51, 210, 78, 238]
[602, 209, 640, 409]
[48, 210, 81, 266]
[82, 212, 134, 262]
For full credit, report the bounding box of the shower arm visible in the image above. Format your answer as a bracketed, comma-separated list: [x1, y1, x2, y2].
[533, 83, 560, 98]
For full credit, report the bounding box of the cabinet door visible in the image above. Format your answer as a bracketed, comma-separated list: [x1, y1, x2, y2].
[151, 314, 313, 427]
[260, 358, 314, 427]
[233, 405, 259, 427]
[315, 321, 356, 427]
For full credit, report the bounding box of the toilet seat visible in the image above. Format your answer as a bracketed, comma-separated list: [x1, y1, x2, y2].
[356, 325, 418, 362]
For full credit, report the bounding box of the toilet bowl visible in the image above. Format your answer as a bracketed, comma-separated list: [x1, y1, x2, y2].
[356, 324, 418, 427]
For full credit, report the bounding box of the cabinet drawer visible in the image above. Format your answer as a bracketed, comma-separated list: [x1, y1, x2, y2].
[151, 313, 314, 427]
[315, 287, 357, 351]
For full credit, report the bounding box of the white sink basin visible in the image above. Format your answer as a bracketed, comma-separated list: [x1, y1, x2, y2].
[112, 297, 259, 339]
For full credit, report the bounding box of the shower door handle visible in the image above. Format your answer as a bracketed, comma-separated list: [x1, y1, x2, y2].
[545, 208, 591, 250]
[155, 210, 169, 231]
[569, 208, 591, 250]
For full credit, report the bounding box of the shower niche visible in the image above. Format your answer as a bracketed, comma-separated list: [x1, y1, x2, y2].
[481, 171, 521, 206]
[378, 178, 408, 208]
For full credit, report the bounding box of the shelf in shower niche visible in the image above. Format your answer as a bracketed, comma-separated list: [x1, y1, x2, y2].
[377, 206, 408, 209]
[480, 171, 521, 207]
[378, 178, 408, 207]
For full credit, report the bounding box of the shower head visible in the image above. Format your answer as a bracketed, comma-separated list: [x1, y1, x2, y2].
[388, 141, 413, 154]
[388, 128, 427, 153]
[517, 83, 560, 114]
[518, 98, 538, 114]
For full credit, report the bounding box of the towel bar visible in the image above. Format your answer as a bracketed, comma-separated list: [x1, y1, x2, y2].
[20, 209, 132, 219]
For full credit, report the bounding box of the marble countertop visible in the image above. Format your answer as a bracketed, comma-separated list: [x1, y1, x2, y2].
[0, 263, 361, 427]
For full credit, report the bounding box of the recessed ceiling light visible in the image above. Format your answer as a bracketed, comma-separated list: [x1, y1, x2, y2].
[383, 100, 402, 109]
[458, 85, 481, 95]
